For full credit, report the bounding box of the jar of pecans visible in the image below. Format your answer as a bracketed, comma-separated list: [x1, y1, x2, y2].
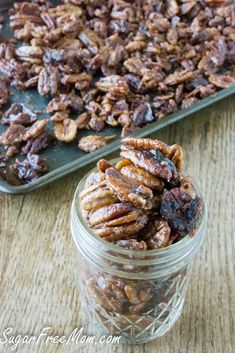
[71, 138, 207, 344]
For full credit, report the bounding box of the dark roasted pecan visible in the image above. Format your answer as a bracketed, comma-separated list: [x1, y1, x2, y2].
[160, 177, 202, 236]
[11, 154, 48, 182]
[21, 132, 53, 155]
[132, 103, 154, 127]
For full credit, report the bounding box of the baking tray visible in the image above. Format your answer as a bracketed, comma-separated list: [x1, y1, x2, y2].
[0, 1, 235, 194]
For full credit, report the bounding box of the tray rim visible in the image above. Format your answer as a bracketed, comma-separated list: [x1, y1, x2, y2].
[0, 84, 235, 194]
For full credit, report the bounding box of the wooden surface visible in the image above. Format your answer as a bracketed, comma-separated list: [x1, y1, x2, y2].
[0, 96, 234, 353]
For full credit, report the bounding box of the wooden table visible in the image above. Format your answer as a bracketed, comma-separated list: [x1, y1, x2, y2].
[0, 96, 234, 353]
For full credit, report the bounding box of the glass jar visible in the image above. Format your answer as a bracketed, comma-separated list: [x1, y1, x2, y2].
[70, 164, 207, 344]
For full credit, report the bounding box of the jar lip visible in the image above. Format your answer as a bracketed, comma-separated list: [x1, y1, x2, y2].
[72, 159, 207, 257]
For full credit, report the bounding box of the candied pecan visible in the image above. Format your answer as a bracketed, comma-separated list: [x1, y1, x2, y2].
[74, 73, 92, 91]
[78, 135, 115, 152]
[51, 111, 69, 122]
[15, 45, 43, 64]
[38, 66, 59, 96]
[124, 58, 145, 76]
[5, 145, 19, 158]
[89, 203, 133, 226]
[124, 284, 153, 306]
[54, 118, 77, 143]
[165, 70, 193, 86]
[11, 154, 48, 182]
[116, 239, 147, 251]
[43, 49, 64, 64]
[0, 42, 15, 60]
[0, 124, 26, 146]
[80, 182, 118, 212]
[166, 0, 179, 18]
[46, 94, 83, 113]
[132, 103, 154, 127]
[121, 138, 183, 173]
[97, 159, 114, 173]
[0, 79, 9, 107]
[95, 208, 142, 228]
[120, 165, 164, 192]
[86, 275, 127, 312]
[120, 146, 179, 182]
[24, 76, 39, 89]
[96, 75, 129, 96]
[94, 214, 148, 242]
[140, 67, 165, 91]
[0, 59, 27, 84]
[75, 112, 91, 129]
[79, 29, 103, 55]
[146, 220, 171, 249]
[23, 119, 48, 141]
[181, 97, 199, 109]
[2, 104, 37, 126]
[208, 74, 235, 88]
[105, 167, 153, 209]
[21, 132, 53, 155]
[84, 171, 105, 189]
[160, 177, 202, 236]
[88, 115, 105, 132]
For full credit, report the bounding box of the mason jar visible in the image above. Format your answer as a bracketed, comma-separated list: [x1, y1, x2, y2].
[70, 164, 207, 344]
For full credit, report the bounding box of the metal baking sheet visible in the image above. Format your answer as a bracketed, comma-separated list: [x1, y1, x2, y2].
[0, 2, 235, 194]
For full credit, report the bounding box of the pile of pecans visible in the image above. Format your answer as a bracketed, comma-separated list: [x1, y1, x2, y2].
[80, 137, 202, 250]
[79, 137, 202, 327]
[0, 0, 235, 181]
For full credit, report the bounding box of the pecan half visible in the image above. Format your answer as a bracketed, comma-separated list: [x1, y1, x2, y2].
[105, 167, 153, 209]
[54, 118, 77, 143]
[78, 135, 115, 153]
[38, 65, 59, 96]
[94, 214, 148, 242]
[146, 219, 171, 249]
[121, 145, 180, 182]
[120, 165, 164, 191]
[122, 137, 183, 173]
[80, 182, 118, 212]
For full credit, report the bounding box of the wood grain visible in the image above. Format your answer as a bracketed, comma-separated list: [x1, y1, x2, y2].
[0, 96, 234, 353]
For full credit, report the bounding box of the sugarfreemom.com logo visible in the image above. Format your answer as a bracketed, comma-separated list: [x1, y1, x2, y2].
[0, 326, 121, 351]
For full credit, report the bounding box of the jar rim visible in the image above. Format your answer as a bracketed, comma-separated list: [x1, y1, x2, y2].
[71, 159, 207, 259]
